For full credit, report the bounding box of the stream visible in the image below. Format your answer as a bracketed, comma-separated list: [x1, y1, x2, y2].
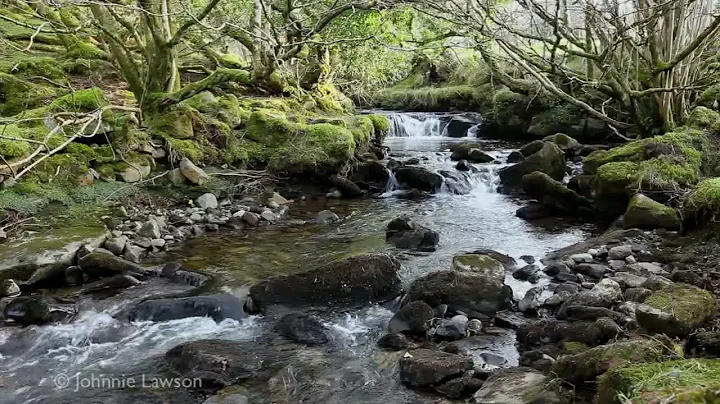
[0, 111, 591, 404]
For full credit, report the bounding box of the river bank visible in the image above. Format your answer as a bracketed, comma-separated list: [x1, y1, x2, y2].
[0, 112, 719, 404]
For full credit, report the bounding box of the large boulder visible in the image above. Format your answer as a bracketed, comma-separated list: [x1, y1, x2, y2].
[393, 166, 444, 192]
[519, 140, 544, 157]
[399, 349, 472, 386]
[165, 340, 266, 386]
[3, 296, 74, 325]
[622, 193, 680, 230]
[499, 142, 566, 187]
[543, 133, 581, 155]
[450, 142, 483, 161]
[350, 161, 390, 192]
[553, 339, 669, 384]
[389, 300, 435, 336]
[115, 294, 246, 322]
[407, 269, 511, 317]
[472, 367, 561, 403]
[329, 175, 365, 198]
[385, 216, 439, 251]
[636, 283, 716, 337]
[246, 254, 402, 313]
[521, 171, 595, 216]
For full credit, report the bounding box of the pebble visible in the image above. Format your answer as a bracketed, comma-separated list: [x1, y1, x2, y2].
[196, 193, 219, 210]
[232, 210, 246, 218]
[569, 253, 593, 264]
[625, 255, 637, 264]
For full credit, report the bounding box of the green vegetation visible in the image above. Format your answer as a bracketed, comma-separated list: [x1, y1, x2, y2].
[50, 87, 107, 112]
[645, 283, 717, 329]
[598, 359, 720, 404]
[685, 177, 720, 214]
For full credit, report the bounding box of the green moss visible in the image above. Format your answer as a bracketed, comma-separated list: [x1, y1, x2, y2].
[305, 123, 355, 163]
[697, 84, 720, 108]
[528, 105, 580, 137]
[217, 94, 247, 124]
[645, 283, 716, 327]
[596, 161, 639, 182]
[11, 57, 66, 80]
[65, 142, 96, 163]
[366, 114, 390, 134]
[637, 157, 699, 189]
[165, 137, 206, 162]
[0, 72, 53, 115]
[244, 110, 299, 146]
[0, 124, 31, 158]
[182, 91, 218, 113]
[598, 359, 720, 404]
[563, 341, 590, 354]
[66, 40, 106, 59]
[147, 106, 196, 139]
[686, 106, 720, 131]
[349, 116, 375, 144]
[372, 85, 486, 111]
[686, 177, 720, 213]
[51, 87, 107, 112]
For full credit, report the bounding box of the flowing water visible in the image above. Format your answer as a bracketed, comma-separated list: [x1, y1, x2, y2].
[0, 112, 592, 404]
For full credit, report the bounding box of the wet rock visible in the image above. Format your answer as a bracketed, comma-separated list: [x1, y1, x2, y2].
[394, 166, 443, 192]
[521, 171, 595, 216]
[608, 245, 633, 260]
[138, 219, 161, 239]
[519, 140, 545, 157]
[329, 175, 365, 198]
[557, 279, 622, 318]
[671, 269, 703, 286]
[64, 265, 84, 285]
[626, 262, 668, 277]
[378, 333, 413, 350]
[385, 216, 439, 251]
[408, 267, 510, 317]
[196, 193, 218, 210]
[78, 250, 148, 278]
[686, 331, 720, 357]
[434, 375, 483, 399]
[452, 253, 505, 275]
[624, 287, 652, 303]
[167, 269, 209, 287]
[543, 133, 581, 154]
[202, 394, 248, 404]
[104, 235, 128, 256]
[81, 274, 142, 295]
[636, 283, 716, 337]
[506, 151, 524, 163]
[241, 211, 260, 227]
[266, 192, 289, 206]
[118, 294, 246, 322]
[543, 262, 569, 276]
[433, 318, 467, 341]
[470, 249, 517, 270]
[552, 339, 668, 383]
[165, 339, 265, 386]
[498, 142, 566, 187]
[4, 296, 73, 325]
[389, 300, 434, 336]
[0, 279, 20, 297]
[642, 275, 673, 291]
[455, 160, 471, 171]
[575, 263, 610, 279]
[554, 272, 580, 283]
[247, 254, 401, 313]
[473, 367, 560, 404]
[518, 319, 618, 348]
[467, 319, 483, 335]
[260, 210, 277, 222]
[543, 291, 572, 307]
[564, 305, 630, 325]
[275, 313, 330, 346]
[467, 149, 494, 163]
[520, 255, 535, 264]
[512, 264, 539, 281]
[179, 157, 210, 185]
[399, 349, 472, 386]
[622, 193, 680, 230]
[450, 142, 483, 161]
[519, 287, 542, 312]
[516, 202, 552, 220]
[315, 210, 340, 224]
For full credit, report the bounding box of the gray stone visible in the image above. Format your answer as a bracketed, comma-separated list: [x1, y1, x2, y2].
[519, 287, 542, 312]
[190, 213, 204, 222]
[399, 349, 473, 386]
[575, 263, 610, 279]
[202, 394, 248, 404]
[473, 367, 560, 404]
[179, 157, 210, 185]
[467, 319, 483, 335]
[626, 255, 637, 264]
[242, 212, 260, 227]
[434, 319, 466, 341]
[123, 244, 145, 264]
[570, 253, 593, 264]
[608, 260, 626, 271]
[138, 220, 161, 239]
[104, 236, 128, 256]
[260, 210, 277, 222]
[0, 279, 20, 297]
[196, 193, 218, 210]
[611, 272, 648, 289]
[624, 287, 653, 303]
[626, 262, 669, 277]
[389, 301, 434, 335]
[608, 245, 633, 260]
[151, 239, 166, 249]
[266, 192, 289, 206]
[168, 168, 187, 185]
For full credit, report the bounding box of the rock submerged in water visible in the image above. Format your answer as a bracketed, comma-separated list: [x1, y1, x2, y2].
[3, 296, 74, 325]
[116, 293, 246, 322]
[165, 339, 266, 386]
[393, 166, 443, 192]
[246, 254, 402, 313]
[275, 313, 330, 345]
[385, 216, 439, 251]
[388, 300, 434, 336]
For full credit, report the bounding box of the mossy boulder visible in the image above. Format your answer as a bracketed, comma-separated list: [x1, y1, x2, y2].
[148, 106, 196, 139]
[543, 133, 581, 154]
[527, 105, 581, 138]
[684, 177, 720, 216]
[636, 283, 716, 337]
[686, 106, 720, 131]
[0, 73, 54, 115]
[245, 110, 299, 146]
[499, 142, 566, 187]
[553, 339, 670, 384]
[597, 359, 720, 404]
[50, 87, 107, 112]
[622, 193, 680, 230]
[451, 253, 505, 281]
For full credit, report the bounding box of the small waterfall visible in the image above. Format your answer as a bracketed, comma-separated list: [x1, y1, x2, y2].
[387, 112, 446, 137]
